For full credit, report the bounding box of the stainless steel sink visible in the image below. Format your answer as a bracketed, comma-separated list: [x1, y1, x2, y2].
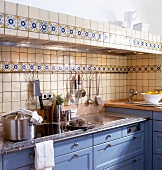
[78, 113, 125, 125]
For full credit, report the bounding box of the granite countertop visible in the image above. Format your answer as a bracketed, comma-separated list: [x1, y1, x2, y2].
[104, 100, 162, 111]
[0, 112, 146, 155]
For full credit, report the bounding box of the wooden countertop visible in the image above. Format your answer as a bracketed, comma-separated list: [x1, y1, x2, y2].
[104, 100, 162, 112]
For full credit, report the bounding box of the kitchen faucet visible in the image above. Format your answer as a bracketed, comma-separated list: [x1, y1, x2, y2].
[128, 89, 138, 103]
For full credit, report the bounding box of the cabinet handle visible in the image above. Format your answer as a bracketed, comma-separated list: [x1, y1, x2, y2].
[107, 134, 111, 138]
[107, 144, 112, 147]
[133, 159, 137, 163]
[133, 135, 137, 139]
[30, 167, 35, 170]
[29, 154, 35, 159]
[74, 153, 78, 157]
[74, 143, 79, 146]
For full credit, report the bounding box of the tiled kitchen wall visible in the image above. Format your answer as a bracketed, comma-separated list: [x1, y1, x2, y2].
[0, 45, 128, 113]
[127, 54, 162, 100]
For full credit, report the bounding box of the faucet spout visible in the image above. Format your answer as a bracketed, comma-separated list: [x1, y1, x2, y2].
[128, 89, 138, 103]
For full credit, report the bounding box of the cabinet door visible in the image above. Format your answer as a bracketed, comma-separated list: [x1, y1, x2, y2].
[153, 154, 162, 170]
[15, 164, 35, 170]
[54, 147, 92, 170]
[106, 154, 144, 170]
[94, 132, 144, 170]
[0, 155, 2, 170]
[153, 132, 162, 154]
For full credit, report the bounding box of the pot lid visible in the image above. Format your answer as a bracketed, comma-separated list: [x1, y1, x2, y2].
[4, 111, 30, 120]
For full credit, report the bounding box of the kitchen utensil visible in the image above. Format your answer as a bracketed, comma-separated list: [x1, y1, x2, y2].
[67, 74, 75, 104]
[64, 110, 71, 121]
[88, 74, 93, 104]
[95, 73, 103, 105]
[2, 111, 36, 141]
[76, 73, 80, 107]
[80, 73, 86, 97]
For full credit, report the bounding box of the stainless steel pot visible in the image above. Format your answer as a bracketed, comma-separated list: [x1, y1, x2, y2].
[2, 111, 36, 141]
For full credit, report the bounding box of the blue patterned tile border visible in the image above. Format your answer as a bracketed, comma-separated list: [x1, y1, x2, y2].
[17, 16, 28, 31]
[0, 13, 4, 28]
[5, 14, 17, 29]
[29, 18, 40, 32]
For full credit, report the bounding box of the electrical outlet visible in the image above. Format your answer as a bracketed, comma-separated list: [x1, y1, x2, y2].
[42, 93, 52, 100]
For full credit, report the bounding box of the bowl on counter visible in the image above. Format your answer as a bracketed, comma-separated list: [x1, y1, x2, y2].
[141, 93, 162, 104]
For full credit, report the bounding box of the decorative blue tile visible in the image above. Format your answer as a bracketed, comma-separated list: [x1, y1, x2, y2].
[76, 65, 80, 71]
[29, 18, 39, 32]
[84, 29, 91, 40]
[98, 32, 103, 42]
[17, 16, 28, 31]
[40, 21, 48, 34]
[51, 64, 57, 71]
[29, 63, 35, 71]
[58, 65, 63, 71]
[12, 63, 20, 71]
[59, 24, 67, 36]
[44, 64, 50, 71]
[64, 65, 69, 71]
[97, 66, 101, 71]
[49, 22, 58, 35]
[67, 26, 75, 38]
[82, 65, 87, 71]
[104, 33, 109, 43]
[76, 27, 84, 39]
[91, 30, 97, 41]
[21, 63, 28, 71]
[92, 66, 96, 71]
[0, 13, 4, 28]
[5, 14, 17, 29]
[36, 64, 43, 71]
[3, 62, 11, 71]
[87, 65, 91, 71]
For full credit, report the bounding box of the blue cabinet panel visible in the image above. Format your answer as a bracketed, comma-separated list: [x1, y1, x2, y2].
[153, 154, 162, 170]
[105, 107, 152, 119]
[0, 155, 2, 170]
[3, 148, 34, 170]
[16, 164, 34, 170]
[153, 132, 162, 154]
[153, 111, 162, 120]
[54, 147, 92, 170]
[153, 120, 162, 132]
[93, 128, 122, 145]
[93, 132, 144, 170]
[54, 134, 92, 157]
[106, 154, 144, 170]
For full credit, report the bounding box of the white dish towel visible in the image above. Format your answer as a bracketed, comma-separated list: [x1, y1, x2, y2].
[35, 140, 55, 170]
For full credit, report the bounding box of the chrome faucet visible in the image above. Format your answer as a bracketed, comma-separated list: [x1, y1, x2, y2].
[128, 89, 138, 103]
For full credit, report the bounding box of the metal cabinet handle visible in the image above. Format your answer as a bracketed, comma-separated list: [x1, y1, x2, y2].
[133, 159, 137, 163]
[107, 134, 111, 138]
[74, 153, 78, 157]
[107, 144, 112, 147]
[74, 143, 79, 146]
[30, 154, 35, 159]
[133, 135, 137, 139]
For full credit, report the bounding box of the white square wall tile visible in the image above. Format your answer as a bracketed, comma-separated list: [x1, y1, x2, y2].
[91, 20, 97, 30]
[84, 19, 90, 28]
[29, 7, 39, 19]
[59, 13, 67, 24]
[5, 1, 16, 15]
[103, 22, 109, 32]
[76, 17, 84, 27]
[17, 4, 28, 17]
[68, 15, 75, 26]
[39, 9, 49, 21]
[98, 22, 104, 31]
[109, 24, 115, 34]
[49, 11, 58, 22]
[0, 0, 4, 13]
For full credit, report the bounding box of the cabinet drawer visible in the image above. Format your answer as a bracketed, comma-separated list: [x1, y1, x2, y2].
[16, 164, 35, 170]
[54, 147, 92, 170]
[3, 148, 34, 170]
[122, 123, 144, 137]
[106, 154, 144, 170]
[93, 132, 144, 170]
[54, 134, 92, 157]
[153, 132, 162, 154]
[93, 128, 122, 145]
[153, 120, 162, 132]
[153, 154, 162, 170]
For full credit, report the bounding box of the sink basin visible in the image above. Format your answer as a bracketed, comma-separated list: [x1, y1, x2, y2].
[78, 113, 125, 125]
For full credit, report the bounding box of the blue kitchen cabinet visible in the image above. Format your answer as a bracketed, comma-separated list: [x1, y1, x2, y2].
[153, 154, 162, 170]
[93, 132, 144, 170]
[106, 154, 144, 170]
[106, 106, 152, 170]
[0, 155, 2, 170]
[54, 147, 92, 170]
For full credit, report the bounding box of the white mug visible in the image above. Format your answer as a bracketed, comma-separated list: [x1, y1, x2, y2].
[124, 11, 137, 28]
